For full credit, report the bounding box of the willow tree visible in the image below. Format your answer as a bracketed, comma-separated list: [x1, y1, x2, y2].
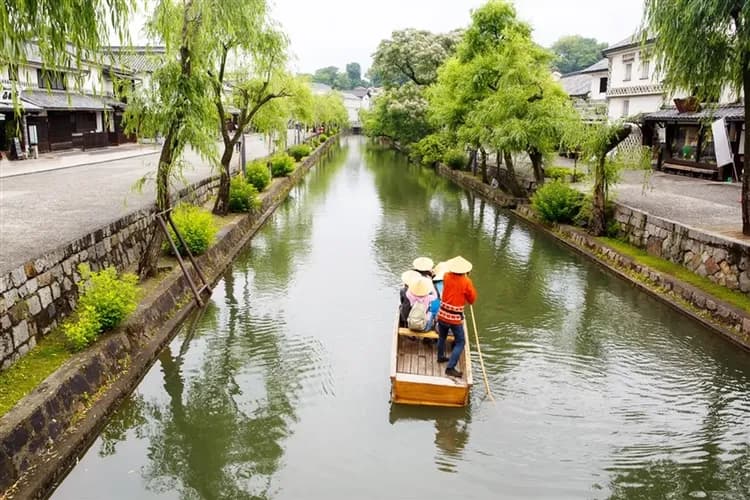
[2, 0, 133, 86]
[311, 92, 349, 131]
[643, 1, 750, 234]
[125, 0, 217, 278]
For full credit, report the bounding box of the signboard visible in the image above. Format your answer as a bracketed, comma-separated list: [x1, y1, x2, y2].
[28, 125, 38, 146]
[711, 118, 733, 167]
[1, 86, 13, 105]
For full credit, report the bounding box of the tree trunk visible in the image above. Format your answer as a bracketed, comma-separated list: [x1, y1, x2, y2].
[480, 148, 488, 184]
[529, 148, 544, 185]
[212, 144, 235, 215]
[590, 156, 607, 236]
[465, 148, 476, 173]
[503, 151, 525, 197]
[138, 128, 176, 280]
[743, 59, 750, 234]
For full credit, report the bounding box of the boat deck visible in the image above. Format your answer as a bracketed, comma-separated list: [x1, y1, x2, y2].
[395, 333, 467, 381]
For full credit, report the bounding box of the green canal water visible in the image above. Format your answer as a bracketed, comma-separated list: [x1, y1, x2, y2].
[52, 137, 750, 499]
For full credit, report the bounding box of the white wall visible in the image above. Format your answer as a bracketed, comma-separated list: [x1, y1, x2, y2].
[608, 94, 666, 120]
[588, 71, 609, 101]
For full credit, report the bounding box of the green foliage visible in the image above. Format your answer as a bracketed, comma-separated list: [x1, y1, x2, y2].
[411, 133, 451, 165]
[245, 160, 271, 191]
[228, 176, 260, 212]
[167, 204, 218, 255]
[288, 144, 312, 161]
[270, 153, 296, 177]
[545, 167, 585, 182]
[371, 28, 461, 87]
[311, 93, 349, 128]
[550, 35, 607, 74]
[531, 180, 584, 224]
[63, 305, 102, 351]
[443, 149, 466, 169]
[362, 83, 432, 145]
[318, 133, 328, 143]
[62, 264, 139, 351]
[77, 264, 139, 330]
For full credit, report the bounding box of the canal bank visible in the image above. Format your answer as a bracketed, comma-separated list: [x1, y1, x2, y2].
[50, 137, 750, 500]
[428, 161, 750, 351]
[0, 136, 340, 499]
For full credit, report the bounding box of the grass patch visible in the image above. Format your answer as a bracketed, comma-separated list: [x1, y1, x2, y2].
[600, 237, 750, 312]
[0, 329, 71, 417]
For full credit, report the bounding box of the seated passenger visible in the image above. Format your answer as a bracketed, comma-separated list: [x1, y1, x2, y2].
[399, 270, 421, 327]
[413, 256, 438, 296]
[406, 276, 438, 332]
[432, 261, 449, 299]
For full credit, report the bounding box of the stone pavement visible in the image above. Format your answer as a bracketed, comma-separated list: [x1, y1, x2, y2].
[561, 156, 746, 240]
[0, 132, 295, 272]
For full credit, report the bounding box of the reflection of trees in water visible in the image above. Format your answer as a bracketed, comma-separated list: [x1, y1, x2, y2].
[388, 405, 471, 474]
[607, 445, 750, 499]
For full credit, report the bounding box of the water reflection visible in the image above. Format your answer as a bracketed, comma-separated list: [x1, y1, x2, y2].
[53, 137, 750, 499]
[388, 405, 471, 474]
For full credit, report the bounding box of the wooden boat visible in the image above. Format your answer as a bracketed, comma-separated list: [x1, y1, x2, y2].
[390, 313, 473, 407]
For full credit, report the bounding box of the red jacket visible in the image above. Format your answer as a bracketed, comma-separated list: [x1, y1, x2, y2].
[437, 273, 477, 325]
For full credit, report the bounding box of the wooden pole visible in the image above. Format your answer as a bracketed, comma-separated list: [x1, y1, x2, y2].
[469, 304, 494, 402]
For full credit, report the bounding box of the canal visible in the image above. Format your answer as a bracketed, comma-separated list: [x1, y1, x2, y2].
[53, 137, 750, 499]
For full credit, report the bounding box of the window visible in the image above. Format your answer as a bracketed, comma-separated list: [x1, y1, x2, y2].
[640, 59, 650, 79]
[622, 99, 630, 118]
[599, 77, 608, 93]
[37, 69, 66, 90]
[670, 126, 700, 162]
[624, 63, 632, 81]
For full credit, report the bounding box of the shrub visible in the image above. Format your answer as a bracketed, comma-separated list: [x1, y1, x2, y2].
[63, 264, 138, 350]
[288, 144, 312, 161]
[228, 176, 260, 213]
[443, 149, 466, 169]
[411, 134, 448, 166]
[318, 133, 329, 142]
[63, 305, 102, 351]
[167, 203, 218, 255]
[245, 160, 271, 191]
[545, 167, 586, 183]
[270, 153, 296, 177]
[531, 180, 584, 224]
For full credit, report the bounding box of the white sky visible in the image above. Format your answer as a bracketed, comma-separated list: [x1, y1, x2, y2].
[270, 0, 646, 74]
[128, 0, 646, 75]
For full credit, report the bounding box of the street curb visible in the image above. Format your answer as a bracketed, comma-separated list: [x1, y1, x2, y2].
[0, 150, 160, 179]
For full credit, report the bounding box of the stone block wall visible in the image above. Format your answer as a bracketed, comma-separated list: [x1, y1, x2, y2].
[613, 204, 750, 293]
[0, 176, 220, 370]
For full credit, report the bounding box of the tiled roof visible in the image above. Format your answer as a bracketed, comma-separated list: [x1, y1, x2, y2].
[559, 73, 591, 97]
[580, 58, 608, 74]
[22, 90, 111, 110]
[104, 46, 166, 74]
[603, 33, 655, 55]
[643, 104, 744, 122]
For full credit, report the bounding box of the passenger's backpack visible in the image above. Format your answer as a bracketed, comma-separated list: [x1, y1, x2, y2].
[407, 301, 428, 331]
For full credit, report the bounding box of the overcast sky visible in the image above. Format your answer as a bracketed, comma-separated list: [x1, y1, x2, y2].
[271, 0, 646, 74]
[129, 0, 645, 74]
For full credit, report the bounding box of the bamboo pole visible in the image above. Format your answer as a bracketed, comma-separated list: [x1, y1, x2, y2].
[470, 304, 495, 402]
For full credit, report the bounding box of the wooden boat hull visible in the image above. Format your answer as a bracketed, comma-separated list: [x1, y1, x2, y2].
[390, 315, 473, 407]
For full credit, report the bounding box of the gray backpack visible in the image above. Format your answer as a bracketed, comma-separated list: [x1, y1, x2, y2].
[407, 301, 428, 331]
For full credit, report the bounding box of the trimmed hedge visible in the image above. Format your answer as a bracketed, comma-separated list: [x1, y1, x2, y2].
[531, 180, 584, 224]
[246, 160, 271, 191]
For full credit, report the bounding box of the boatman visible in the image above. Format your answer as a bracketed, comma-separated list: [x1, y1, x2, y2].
[436, 256, 477, 378]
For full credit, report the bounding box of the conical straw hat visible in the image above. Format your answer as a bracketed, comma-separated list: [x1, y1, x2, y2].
[401, 270, 421, 287]
[447, 256, 473, 274]
[412, 256, 434, 272]
[408, 277, 433, 297]
[432, 261, 449, 281]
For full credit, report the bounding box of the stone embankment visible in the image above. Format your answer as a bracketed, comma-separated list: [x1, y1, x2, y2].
[0, 136, 339, 499]
[430, 163, 750, 350]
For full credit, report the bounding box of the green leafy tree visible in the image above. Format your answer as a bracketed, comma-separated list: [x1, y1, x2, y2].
[125, 0, 217, 278]
[550, 35, 607, 74]
[362, 83, 432, 145]
[312, 66, 339, 87]
[642, 1, 750, 235]
[346, 62, 363, 87]
[2, 0, 133, 97]
[311, 92, 348, 130]
[371, 28, 461, 87]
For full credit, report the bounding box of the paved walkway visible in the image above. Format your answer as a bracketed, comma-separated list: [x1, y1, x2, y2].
[0, 132, 296, 273]
[566, 160, 746, 240]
